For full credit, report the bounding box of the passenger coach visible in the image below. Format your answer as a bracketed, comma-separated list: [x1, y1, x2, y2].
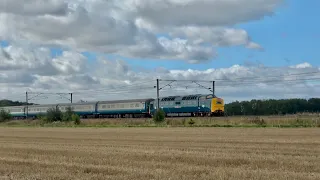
[96, 98, 154, 118]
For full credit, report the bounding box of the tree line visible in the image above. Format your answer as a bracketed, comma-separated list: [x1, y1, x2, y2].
[225, 98, 320, 116]
[0, 100, 35, 107]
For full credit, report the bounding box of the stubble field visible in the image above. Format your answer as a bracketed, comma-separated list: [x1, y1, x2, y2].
[0, 127, 319, 180]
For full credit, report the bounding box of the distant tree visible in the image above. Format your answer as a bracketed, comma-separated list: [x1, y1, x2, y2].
[225, 98, 320, 116]
[0, 108, 12, 122]
[0, 100, 35, 107]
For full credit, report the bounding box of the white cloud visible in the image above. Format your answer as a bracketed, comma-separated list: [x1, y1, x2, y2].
[246, 42, 263, 50]
[170, 27, 263, 49]
[290, 62, 312, 69]
[122, 37, 216, 63]
[0, 44, 319, 104]
[0, 45, 86, 75]
[125, 0, 282, 26]
[0, 0, 283, 62]
[0, 0, 68, 16]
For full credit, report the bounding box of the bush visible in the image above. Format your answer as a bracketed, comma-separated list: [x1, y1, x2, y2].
[0, 108, 12, 122]
[36, 113, 47, 124]
[166, 119, 172, 125]
[72, 114, 81, 125]
[188, 118, 195, 126]
[62, 106, 74, 122]
[46, 107, 63, 122]
[250, 116, 266, 126]
[153, 109, 165, 123]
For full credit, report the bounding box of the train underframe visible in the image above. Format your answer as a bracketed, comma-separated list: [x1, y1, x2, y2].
[154, 110, 224, 118]
[79, 113, 153, 119]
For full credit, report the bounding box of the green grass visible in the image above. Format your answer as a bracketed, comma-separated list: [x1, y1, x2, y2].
[1, 114, 320, 128]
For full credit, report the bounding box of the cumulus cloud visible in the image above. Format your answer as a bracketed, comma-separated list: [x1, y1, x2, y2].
[0, 45, 86, 75]
[0, 44, 319, 104]
[169, 27, 263, 49]
[122, 37, 216, 63]
[0, 0, 68, 16]
[0, 0, 283, 62]
[126, 0, 281, 26]
[290, 62, 312, 69]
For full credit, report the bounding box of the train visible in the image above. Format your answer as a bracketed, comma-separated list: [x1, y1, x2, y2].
[0, 94, 224, 119]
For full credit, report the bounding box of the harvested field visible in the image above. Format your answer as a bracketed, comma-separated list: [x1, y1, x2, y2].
[0, 127, 319, 180]
[4, 113, 320, 128]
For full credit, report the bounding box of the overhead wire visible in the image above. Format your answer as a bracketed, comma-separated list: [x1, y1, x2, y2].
[2, 68, 320, 103]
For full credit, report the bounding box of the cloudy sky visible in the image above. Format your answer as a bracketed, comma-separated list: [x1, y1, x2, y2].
[0, 0, 319, 104]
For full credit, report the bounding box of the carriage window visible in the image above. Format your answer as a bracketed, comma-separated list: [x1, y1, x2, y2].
[102, 105, 106, 108]
[175, 102, 181, 105]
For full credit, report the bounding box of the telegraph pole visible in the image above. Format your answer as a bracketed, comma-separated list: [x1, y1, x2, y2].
[25, 91, 28, 118]
[156, 79, 160, 111]
[212, 81, 215, 97]
[70, 93, 73, 103]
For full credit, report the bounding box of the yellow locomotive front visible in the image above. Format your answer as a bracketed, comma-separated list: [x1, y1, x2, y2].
[211, 97, 224, 116]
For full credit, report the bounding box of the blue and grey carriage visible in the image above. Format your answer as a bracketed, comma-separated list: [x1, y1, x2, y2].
[0, 98, 155, 119]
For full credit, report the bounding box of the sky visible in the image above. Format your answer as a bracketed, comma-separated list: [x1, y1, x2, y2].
[0, 0, 319, 104]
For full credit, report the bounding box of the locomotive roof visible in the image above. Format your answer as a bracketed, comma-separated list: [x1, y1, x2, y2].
[159, 94, 218, 101]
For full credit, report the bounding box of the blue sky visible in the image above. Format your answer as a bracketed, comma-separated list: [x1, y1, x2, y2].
[1, 0, 319, 71]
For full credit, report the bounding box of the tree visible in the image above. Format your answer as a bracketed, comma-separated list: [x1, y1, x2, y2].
[225, 98, 320, 116]
[46, 107, 63, 122]
[0, 108, 12, 122]
[72, 114, 81, 125]
[62, 106, 74, 122]
[0, 100, 35, 107]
